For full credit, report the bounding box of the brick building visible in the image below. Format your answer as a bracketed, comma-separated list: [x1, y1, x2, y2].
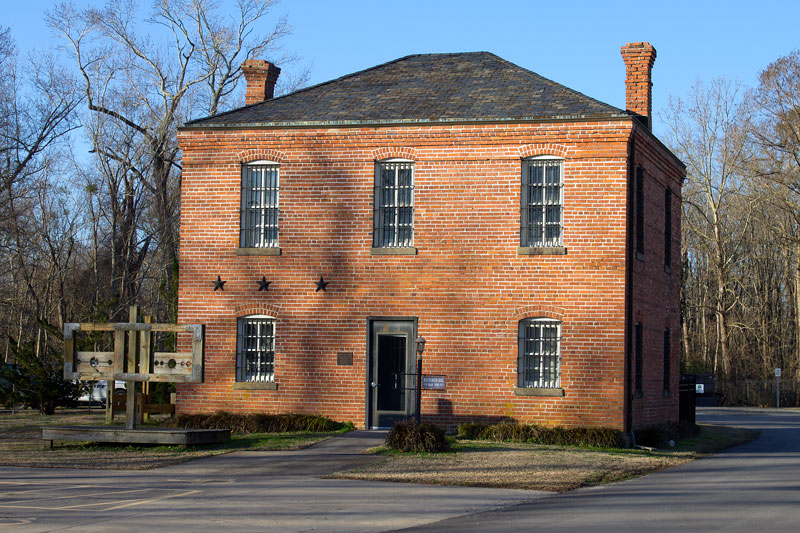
[176, 42, 684, 432]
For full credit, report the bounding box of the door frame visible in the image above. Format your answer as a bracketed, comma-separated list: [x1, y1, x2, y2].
[365, 316, 418, 430]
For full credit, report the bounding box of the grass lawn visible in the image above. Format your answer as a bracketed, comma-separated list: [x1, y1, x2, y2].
[329, 424, 760, 492]
[0, 408, 342, 470]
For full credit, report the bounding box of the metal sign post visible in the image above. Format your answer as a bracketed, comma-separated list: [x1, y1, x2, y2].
[775, 368, 781, 408]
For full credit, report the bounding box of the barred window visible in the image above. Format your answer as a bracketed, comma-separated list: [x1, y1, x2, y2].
[664, 188, 672, 269]
[634, 322, 643, 396]
[521, 157, 563, 247]
[236, 316, 275, 383]
[636, 167, 644, 257]
[663, 328, 671, 395]
[373, 160, 414, 248]
[518, 318, 561, 388]
[240, 162, 279, 248]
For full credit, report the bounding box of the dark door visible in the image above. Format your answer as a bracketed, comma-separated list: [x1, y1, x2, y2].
[369, 319, 416, 428]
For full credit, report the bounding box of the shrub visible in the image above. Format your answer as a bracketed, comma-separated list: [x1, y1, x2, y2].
[385, 419, 450, 453]
[635, 422, 699, 448]
[0, 341, 84, 414]
[457, 421, 625, 448]
[168, 412, 351, 433]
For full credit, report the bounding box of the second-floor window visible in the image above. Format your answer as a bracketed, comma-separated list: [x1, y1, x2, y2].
[664, 188, 672, 269]
[373, 160, 414, 248]
[636, 167, 644, 257]
[521, 156, 563, 247]
[241, 162, 280, 248]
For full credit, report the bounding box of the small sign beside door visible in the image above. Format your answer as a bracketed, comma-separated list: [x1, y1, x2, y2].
[695, 384, 704, 394]
[422, 375, 446, 390]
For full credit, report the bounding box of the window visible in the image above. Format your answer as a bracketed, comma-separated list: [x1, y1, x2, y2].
[240, 162, 279, 248]
[634, 322, 643, 397]
[518, 318, 561, 389]
[635, 167, 644, 257]
[236, 315, 275, 383]
[373, 160, 414, 248]
[664, 188, 672, 270]
[521, 157, 563, 247]
[663, 328, 671, 396]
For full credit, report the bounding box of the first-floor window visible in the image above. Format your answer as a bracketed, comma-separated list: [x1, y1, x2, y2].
[634, 322, 643, 396]
[518, 318, 561, 388]
[663, 328, 671, 395]
[236, 315, 275, 382]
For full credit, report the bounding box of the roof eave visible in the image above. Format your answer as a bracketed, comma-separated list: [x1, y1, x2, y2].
[178, 113, 632, 131]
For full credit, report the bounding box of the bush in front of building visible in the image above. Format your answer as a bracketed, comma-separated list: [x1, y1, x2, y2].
[634, 421, 699, 448]
[385, 419, 451, 453]
[168, 411, 353, 433]
[457, 421, 626, 448]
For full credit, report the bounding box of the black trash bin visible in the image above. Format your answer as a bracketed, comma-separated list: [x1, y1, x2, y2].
[679, 374, 696, 425]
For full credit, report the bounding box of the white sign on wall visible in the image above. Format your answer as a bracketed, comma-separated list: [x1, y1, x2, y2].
[695, 384, 705, 394]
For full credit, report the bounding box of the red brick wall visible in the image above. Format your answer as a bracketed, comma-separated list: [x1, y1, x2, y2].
[176, 119, 680, 431]
[629, 127, 684, 428]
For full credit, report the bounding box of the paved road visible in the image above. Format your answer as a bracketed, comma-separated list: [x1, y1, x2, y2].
[0, 431, 542, 532]
[1, 408, 798, 532]
[404, 407, 800, 532]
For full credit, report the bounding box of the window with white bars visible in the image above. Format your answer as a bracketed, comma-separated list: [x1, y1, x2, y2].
[521, 157, 563, 247]
[240, 162, 280, 248]
[373, 160, 414, 247]
[518, 318, 561, 389]
[236, 316, 275, 383]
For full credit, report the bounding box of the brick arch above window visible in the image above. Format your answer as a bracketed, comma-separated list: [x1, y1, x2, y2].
[518, 144, 569, 159]
[233, 302, 281, 319]
[372, 147, 417, 161]
[513, 305, 566, 323]
[237, 149, 288, 164]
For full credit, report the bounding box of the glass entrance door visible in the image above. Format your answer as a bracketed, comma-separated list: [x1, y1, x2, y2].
[369, 319, 415, 428]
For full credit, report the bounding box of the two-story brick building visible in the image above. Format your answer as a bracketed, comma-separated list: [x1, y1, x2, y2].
[176, 42, 684, 431]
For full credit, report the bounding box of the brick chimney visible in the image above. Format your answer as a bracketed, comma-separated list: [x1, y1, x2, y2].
[241, 59, 281, 105]
[620, 42, 657, 129]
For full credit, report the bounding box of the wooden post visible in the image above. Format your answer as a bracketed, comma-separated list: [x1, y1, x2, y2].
[141, 315, 152, 422]
[109, 328, 125, 425]
[125, 305, 139, 430]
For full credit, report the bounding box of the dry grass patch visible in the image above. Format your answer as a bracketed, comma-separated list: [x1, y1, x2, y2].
[331, 425, 759, 492]
[332, 442, 688, 492]
[0, 409, 334, 470]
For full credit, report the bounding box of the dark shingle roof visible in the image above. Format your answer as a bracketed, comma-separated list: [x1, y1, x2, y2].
[185, 52, 626, 128]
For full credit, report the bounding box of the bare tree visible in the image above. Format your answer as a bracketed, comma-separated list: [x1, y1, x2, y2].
[48, 0, 301, 321]
[750, 50, 800, 376]
[663, 78, 753, 377]
[0, 26, 80, 360]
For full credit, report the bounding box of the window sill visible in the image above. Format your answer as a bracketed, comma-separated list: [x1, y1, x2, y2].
[513, 387, 565, 397]
[370, 247, 417, 256]
[663, 389, 671, 398]
[517, 246, 567, 256]
[233, 381, 278, 390]
[236, 247, 281, 256]
[664, 264, 672, 275]
[636, 252, 645, 262]
[633, 390, 643, 399]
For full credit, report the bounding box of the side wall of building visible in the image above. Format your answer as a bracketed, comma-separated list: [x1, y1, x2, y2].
[629, 125, 684, 429]
[177, 120, 634, 430]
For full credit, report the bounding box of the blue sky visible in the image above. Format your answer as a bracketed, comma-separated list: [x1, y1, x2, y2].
[6, 0, 800, 138]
